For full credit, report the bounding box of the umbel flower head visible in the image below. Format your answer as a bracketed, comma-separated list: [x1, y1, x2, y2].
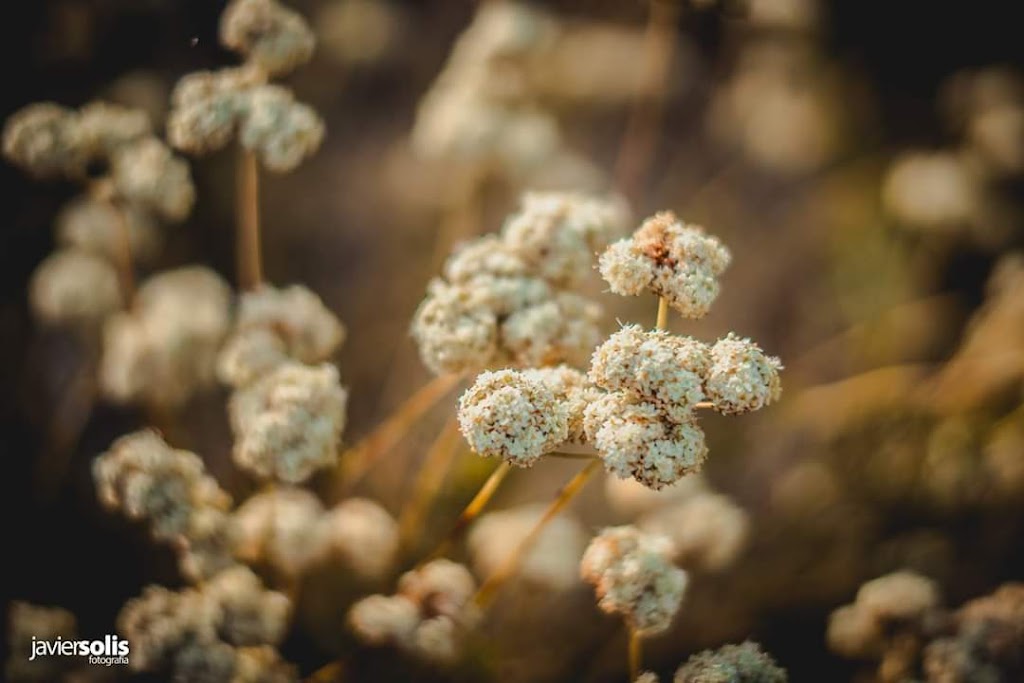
[349, 559, 480, 664]
[580, 525, 688, 635]
[168, 0, 324, 172]
[457, 368, 569, 467]
[599, 211, 731, 319]
[219, 0, 315, 77]
[99, 266, 232, 409]
[218, 283, 347, 387]
[28, 248, 122, 327]
[705, 333, 783, 415]
[117, 566, 295, 680]
[412, 191, 627, 375]
[229, 361, 348, 483]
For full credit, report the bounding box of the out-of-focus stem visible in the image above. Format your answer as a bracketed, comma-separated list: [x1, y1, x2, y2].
[334, 373, 463, 493]
[427, 460, 512, 562]
[398, 417, 463, 550]
[656, 296, 670, 331]
[629, 627, 642, 682]
[110, 200, 136, 304]
[613, 0, 682, 205]
[473, 458, 600, 608]
[236, 147, 262, 290]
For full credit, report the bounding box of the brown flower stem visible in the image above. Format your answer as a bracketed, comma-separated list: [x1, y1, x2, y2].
[629, 626, 642, 682]
[398, 416, 463, 550]
[473, 458, 601, 608]
[656, 296, 670, 331]
[426, 460, 512, 563]
[694, 401, 714, 410]
[110, 199, 136, 304]
[334, 373, 463, 493]
[236, 147, 262, 291]
[613, 0, 681, 205]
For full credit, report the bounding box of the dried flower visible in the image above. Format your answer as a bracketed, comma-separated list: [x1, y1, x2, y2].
[77, 100, 152, 155]
[882, 151, 979, 231]
[56, 194, 162, 265]
[457, 369, 569, 467]
[584, 392, 708, 490]
[349, 559, 479, 664]
[232, 486, 325, 579]
[5, 603, 78, 681]
[599, 212, 731, 319]
[99, 267, 232, 408]
[604, 474, 709, 518]
[29, 248, 122, 326]
[705, 333, 783, 415]
[220, 0, 315, 77]
[674, 641, 788, 682]
[110, 137, 196, 222]
[232, 645, 298, 683]
[590, 325, 710, 424]
[468, 504, 587, 591]
[521, 365, 600, 443]
[827, 571, 940, 659]
[93, 430, 231, 540]
[580, 526, 688, 635]
[117, 585, 219, 671]
[500, 291, 602, 368]
[239, 85, 325, 172]
[411, 279, 499, 375]
[500, 191, 629, 287]
[218, 283, 345, 386]
[229, 361, 348, 483]
[206, 565, 291, 647]
[168, 67, 264, 155]
[2, 102, 86, 178]
[317, 497, 400, 580]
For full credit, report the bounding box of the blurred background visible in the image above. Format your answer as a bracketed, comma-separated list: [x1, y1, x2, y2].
[2, 0, 1024, 681]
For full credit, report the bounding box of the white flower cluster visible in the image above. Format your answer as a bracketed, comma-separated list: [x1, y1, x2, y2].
[218, 284, 347, 387]
[580, 526, 688, 635]
[413, 191, 627, 375]
[5, 602, 79, 681]
[4, 101, 197, 331]
[457, 369, 569, 467]
[218, 285, 350, 485]
[599, 212, 731, 319]
[168, 0, 323, 172]
[411, 2, 563, 173]
[93, 430, 235, 582]
[229, 361, 348, 483]
[99, 266, 232, 409]
[349, 559, 480, 664]
[117, 566, 295, 681]
[827, 571, 940, 659]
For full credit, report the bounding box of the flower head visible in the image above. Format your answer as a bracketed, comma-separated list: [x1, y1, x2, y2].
[457, 369, 569, 467]
[580, 526, 687, 635]
[220, 0, 315, 77]
[705, 333, 783, 415]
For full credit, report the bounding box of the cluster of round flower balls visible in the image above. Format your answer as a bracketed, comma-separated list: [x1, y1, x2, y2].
[232, 486, 399, 582]
[586, 325, 782, 489]
[580, 525, 688, 635]
[348, 559, 480, 664]
[168, 0, 323, 172]
[100, 266, 233, 409]
[457, 326, 781, 489]
[4, 101, 197, 330]
[412, 191, 628, 376]
[411, 1, 563, 174]
[599, 211, 731, 319]
[93, 430, 236, 582]
[117, 565, 294, 682]
[219, 284, 349, 484]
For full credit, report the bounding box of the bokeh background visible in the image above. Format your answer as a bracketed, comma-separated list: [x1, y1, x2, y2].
[2, 0, 1024, 681]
